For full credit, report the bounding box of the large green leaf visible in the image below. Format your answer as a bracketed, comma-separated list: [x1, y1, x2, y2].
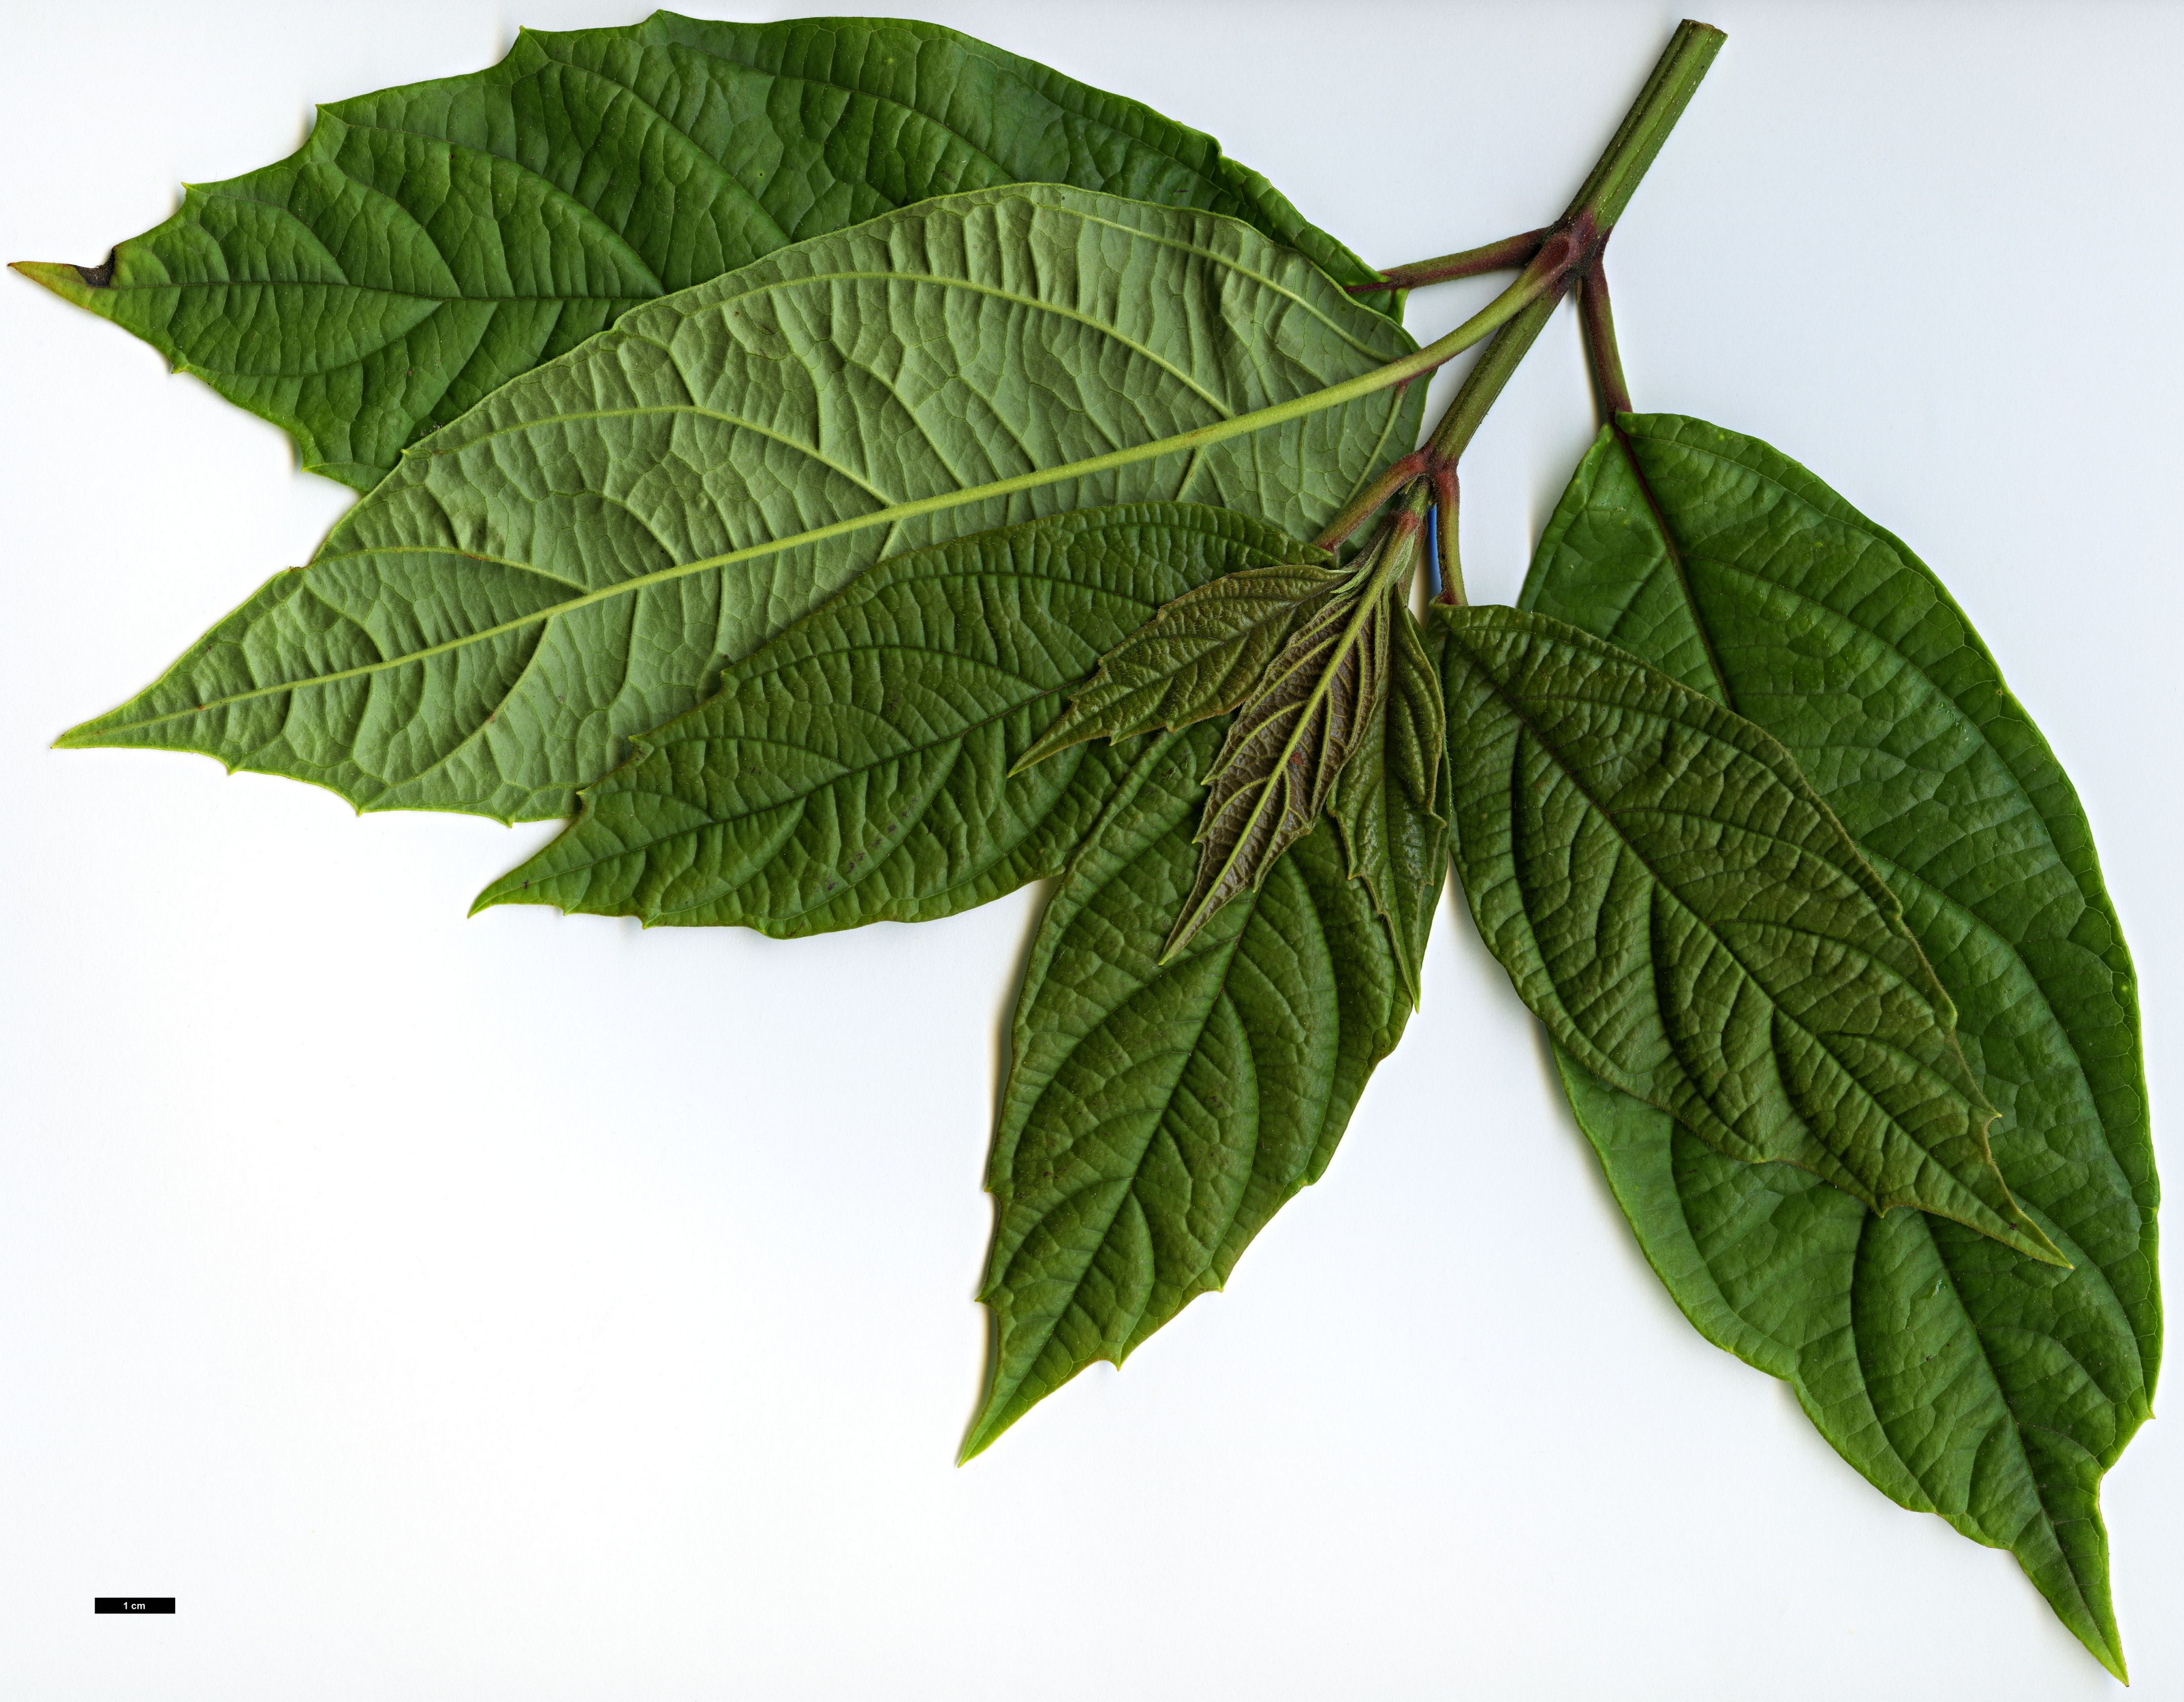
[473, 504, 1313, 933]
[12, 12, 1393, 492]
[58, 184, 1425, 823]
[1520, 414, 2156, 1678]
[966, 720, 1407, 1457]
[1433, 603, 2061, 1266]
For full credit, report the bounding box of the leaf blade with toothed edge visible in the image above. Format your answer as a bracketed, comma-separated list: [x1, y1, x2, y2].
[1432, 601, 2063, 1267]
[55, 184, 1425, 825]
[473, 503, 1317, 934]
[965, 719, 1407, 1459]
[1519, 413, 2156, 1680]
[12, 11, 1397, 492]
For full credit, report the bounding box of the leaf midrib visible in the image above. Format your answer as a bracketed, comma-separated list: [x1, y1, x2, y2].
[529, 557, 1185, 902]
[563, 669, 1078, 876]
[986, 899, 1263, 1426]
[1641, 477, 2151, 1238]
[112, 196, 1384, 365]
[1865, 1210, 2120, 1669]
[74, 364, 1422, 742]
[1611, 419, 1734, 708]
[1453, 623, 1994, 1178]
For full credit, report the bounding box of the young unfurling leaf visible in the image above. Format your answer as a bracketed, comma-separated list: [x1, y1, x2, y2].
[1012, 558, 1343, 771]
[1328, 603, 1447, 1003]
[1164, 497, 1429, 958]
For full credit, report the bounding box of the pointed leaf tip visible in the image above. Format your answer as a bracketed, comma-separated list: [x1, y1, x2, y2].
[11, 257, 112, 304]
[65, 186, 1422, 823]
[1523, 395, 2151, 1680]
[971, 723, 1410, 1448]
[16, 16, 1394, 489]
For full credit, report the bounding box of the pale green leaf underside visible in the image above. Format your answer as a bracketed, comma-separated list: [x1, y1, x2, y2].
[59, 185, 1424, 823]
[1433, 604, 2059, 1266]
[475, 504, 1311, 933]
[14, 10, 1392, 491]
[966, 719, 1407, 1457]
[1521, 413, 2157, 1678]
[1014, 558, 1341, 770]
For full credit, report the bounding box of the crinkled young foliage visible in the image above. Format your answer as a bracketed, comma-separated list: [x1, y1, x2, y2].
[476, 504, 1316, 933]
[966, 720, 1411, 1457]
[1433, 603, 2059, 1267]
[472, 500, 1443, 1455]
[1328, 599, 1446, 1005]
[59, 184, 1424, 823]
[1014, 558, 1343, 771]
[14, 11, 1393, 491]
[1167, 526, 1417, 960]
[34, 14, 2154, 1677]
[1520, 414, 2157, 1680]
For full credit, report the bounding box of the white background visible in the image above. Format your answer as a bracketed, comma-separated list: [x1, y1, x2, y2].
[3, 1, 2179, 1696]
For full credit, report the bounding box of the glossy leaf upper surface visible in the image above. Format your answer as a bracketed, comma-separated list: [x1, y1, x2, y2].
[59, 185, 1424, 822]
[1521, 413, 2157, 1677]
[1433, 603, 2059, 1265]
[16, 11, 1393, 490]
[967, 720, 1406, 1457]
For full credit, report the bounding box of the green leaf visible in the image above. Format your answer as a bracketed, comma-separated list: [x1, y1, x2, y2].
[1328, 599, 1447, 1003]
[473, 504, 1312, 933]
[1013, 558, 1343, 771]
[12, 12, 1393, 492]
[1433, 603, 2063, 1267]
[1165, 509, 1428, 958]
[57, 184, 1425, 823]
[1521, 413, 2156, 1679]
[965, 720, 1407, 1458]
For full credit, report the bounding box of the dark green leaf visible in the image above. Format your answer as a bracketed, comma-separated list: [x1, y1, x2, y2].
[965, 720, 1407, 1458]
[1521, 413, 2156, 1679]
[1433, 602, 2062, 1267]
[1013, 559, 1342, 771]
[57, 185, 1424, 823]
[13, 12, 1393, 492]
[473, 504, 1311, 933]
[1329, 599, 1447, 1003]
